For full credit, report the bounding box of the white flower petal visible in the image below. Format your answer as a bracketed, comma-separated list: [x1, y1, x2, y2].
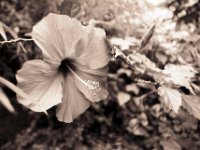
[16, 60, 63, 112]
[32, 13, 85, 62]
[56, 74, 90, 123]
[32, 13, 111, 70]
[32, 14, 65, 62]
[75, 26, 111, 69]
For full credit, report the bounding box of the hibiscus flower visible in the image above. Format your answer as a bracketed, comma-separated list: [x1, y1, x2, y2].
[16, 13, 111, 123]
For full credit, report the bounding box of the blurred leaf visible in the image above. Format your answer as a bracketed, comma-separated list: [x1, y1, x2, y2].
[129, 118, 138, 126]
[117, 92, 131, 106]
[105, 38, 115, 54]
[126, 83, 140, 95]
[0, 88, 15, 113]
[60, 0, 73, 15]
[60, 0, 85, 21]
[155, 52, 168, 65]
[140, 24, 156, 50]
[0, 21, 27, 53]
[161, 139, 181, 150]
[182, 95, 200, 119]
[112, 45, 133, 65]
[139, 113, 148, 127]
[0, 22, 7, 41]
[0, 76, 33, 104]
[152, 104, 162, 117]
[109, 37, 138, 50]
[158, 86, 182, 113]
[128, 118, 148, 136]
[163, 64, 197, 94]
[71, 1, 85, 21]
[110, 37, 131, 50]
[145, 68, 169, 84]
[114, 46, 126, 59]
[130, 125, 147, 136]
[117, 68, 132, 77]
[128, 52, 160, 72]
[179, 112, 198, 130]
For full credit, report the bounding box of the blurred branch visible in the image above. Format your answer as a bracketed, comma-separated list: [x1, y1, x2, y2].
[135, 79, 158, 85]
[0, 38, 33, 46]
[138, 89, 157, 101]
[0, 21, 28, 53]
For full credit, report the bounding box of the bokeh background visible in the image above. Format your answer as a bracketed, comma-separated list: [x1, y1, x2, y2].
[0, 0, 200, 149]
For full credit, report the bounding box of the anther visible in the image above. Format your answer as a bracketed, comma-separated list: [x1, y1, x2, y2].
[84, 79, 101, 96]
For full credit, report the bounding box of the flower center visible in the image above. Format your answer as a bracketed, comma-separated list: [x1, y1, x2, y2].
[58, 58, 101, 96]
[58, 58, 75, 76]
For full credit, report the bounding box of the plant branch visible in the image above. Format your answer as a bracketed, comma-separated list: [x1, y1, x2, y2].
[0, 38, 33, 45]
[1, 21, 28, 53]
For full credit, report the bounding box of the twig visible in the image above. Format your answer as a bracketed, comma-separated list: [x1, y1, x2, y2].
[135, 79, 158, 85]
[112, 45, 133, 65]
[1, 22, 28, 53]
[0, 38, 33, 45]
[139, 89, 157, 102]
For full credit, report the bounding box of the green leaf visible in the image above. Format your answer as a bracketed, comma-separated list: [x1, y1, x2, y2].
[0, 22, 7, 41]
[140, 24, 156, 50]
[158, 86, 182, 113]
[0, 88, 15, 113]
[182, 95, 200, 119]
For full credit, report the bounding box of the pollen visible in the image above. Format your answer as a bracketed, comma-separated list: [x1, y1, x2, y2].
[84, 79, 101, 96]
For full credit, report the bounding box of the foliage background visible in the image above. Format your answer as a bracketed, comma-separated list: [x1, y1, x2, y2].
[0, 0, 200, 149]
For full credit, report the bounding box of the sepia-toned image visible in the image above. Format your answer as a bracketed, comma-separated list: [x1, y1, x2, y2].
[0, 0, 200, 149]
